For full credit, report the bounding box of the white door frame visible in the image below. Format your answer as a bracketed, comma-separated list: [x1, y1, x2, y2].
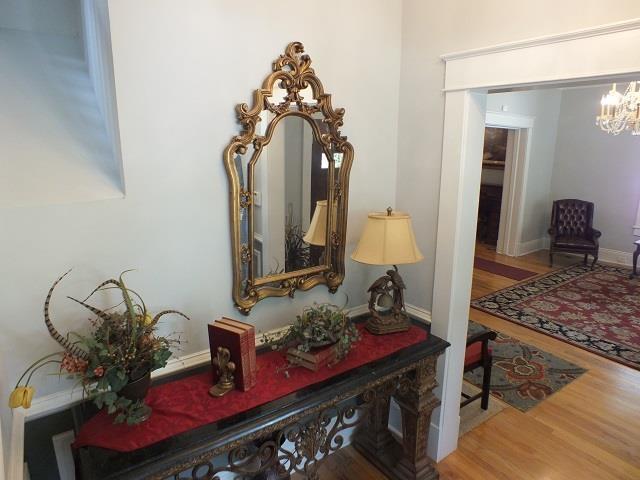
[430, 18, 640, 461]
[0, 414, 5, 480]
[485, 112, 534, 256]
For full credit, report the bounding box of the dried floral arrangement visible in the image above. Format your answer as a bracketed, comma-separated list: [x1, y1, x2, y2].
[8, 271, 188, 425]
[285, 222, 311, 271]
[263, 303, 360, 366]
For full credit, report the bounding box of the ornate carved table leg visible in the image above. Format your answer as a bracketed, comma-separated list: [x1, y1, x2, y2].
[353, 379, 401, 467]
[393, 357, 440, 480]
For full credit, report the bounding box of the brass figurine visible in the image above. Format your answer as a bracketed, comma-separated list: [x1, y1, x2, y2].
[366, 265, 410, 335]
[223, 42, 354, 315]
[209, 347, 236, 397]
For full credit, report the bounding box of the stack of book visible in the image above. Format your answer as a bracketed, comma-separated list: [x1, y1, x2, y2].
[208, 317, 257, 391]
[286, 344, 338, 372]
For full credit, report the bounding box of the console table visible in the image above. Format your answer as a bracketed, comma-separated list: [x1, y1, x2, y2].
[72, 318, 448, 479]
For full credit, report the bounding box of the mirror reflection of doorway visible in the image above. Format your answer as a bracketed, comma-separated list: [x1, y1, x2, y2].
[309, 135, 328, 265]
[310, 124, 329, 223]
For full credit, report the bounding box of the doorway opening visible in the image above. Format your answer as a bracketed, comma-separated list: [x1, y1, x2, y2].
[477, 127, 511, 248]
[432, 19, 640, 462]
[481, 112, 534, 256]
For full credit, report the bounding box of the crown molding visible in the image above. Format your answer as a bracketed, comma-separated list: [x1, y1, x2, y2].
[441, 18, 640, 62]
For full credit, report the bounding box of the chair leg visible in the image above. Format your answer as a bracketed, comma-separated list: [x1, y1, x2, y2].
[583, 253, 588, 265]
[591, 255, 598, 270]
[481, 356, 492, 410]
[549, 250, 553, 267]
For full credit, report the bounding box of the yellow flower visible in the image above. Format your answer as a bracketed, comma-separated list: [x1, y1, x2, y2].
[9, 386, 34, 409]
[143, 313, 153, 326]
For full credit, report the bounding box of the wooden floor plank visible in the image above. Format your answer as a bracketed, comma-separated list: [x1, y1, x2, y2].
[302, 244, 640, 479]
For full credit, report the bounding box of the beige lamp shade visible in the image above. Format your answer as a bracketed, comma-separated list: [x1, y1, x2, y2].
[303, 200, 334, 246]
[351, 210, 424, 265]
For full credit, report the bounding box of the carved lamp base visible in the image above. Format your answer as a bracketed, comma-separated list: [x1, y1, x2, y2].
[366, 312, 411, 335]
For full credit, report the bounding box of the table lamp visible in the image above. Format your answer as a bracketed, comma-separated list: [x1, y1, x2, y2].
[351, 207, 424, 334]
[303, 200, 329, 246]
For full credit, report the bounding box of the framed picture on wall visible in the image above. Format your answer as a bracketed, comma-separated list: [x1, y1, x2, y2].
[482, 127, 508, 169]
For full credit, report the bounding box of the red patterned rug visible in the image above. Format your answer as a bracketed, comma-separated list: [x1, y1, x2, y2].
[472, 264, 640, 370]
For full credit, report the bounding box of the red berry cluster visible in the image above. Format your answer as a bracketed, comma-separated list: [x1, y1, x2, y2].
[61, 352, 88, 374]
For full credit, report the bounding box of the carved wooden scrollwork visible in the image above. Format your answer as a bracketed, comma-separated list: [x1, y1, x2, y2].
[171, 392, 374, 480]
[223, 42, 354, 314]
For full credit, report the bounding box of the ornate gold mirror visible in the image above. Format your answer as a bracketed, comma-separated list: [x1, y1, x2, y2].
[224, 42, 353, 314]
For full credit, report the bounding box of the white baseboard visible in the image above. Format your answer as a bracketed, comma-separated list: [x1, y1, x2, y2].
[598, 248, 633, 267]
[516, 237, 549, 256]
[554, 248, 633, 267]
[406, 304, 432, 322]
[346, 303, 369, 318]
[516, 239, 634, 268]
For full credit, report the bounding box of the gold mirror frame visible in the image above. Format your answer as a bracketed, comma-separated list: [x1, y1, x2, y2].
[224, 42, 354, 315]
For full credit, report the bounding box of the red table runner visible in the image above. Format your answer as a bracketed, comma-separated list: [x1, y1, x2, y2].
[73, 324, 427, 452]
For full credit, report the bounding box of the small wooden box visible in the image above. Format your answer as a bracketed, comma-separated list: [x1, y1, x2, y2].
[286, 345, 338, 371]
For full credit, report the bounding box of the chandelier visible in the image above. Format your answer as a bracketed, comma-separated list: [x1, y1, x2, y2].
[596, 82, 640, 135]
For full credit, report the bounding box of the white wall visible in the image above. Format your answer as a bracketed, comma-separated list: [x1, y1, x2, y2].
[487, 90, 562, 245]
[0, 0, 402, 465]
[483, 85, 640, 256]
[397, 0, 640, 310]
[0, 0, 123, 208]
[0, 0, 81, 35]
[0, 357, 6, 480]
[5, 0, 640, 470]
[284, 118, 304, 228]
[264, 114, 286, 274]
[551, 85, 640, 253]
[81, 0, 123, 189]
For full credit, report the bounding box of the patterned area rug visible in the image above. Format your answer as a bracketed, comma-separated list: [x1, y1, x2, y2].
[464, 321, 586, 411]
[472, 264, 640, 370]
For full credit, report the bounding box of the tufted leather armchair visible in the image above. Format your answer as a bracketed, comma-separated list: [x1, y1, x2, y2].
[548, 199, 601, 269]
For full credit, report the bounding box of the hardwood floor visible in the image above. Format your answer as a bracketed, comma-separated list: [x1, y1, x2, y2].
[309, 245, 640, 480]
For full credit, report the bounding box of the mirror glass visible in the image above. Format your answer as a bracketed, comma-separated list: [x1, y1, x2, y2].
[252, 114, 335, 278]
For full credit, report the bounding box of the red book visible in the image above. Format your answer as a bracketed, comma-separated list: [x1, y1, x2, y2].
[208, 319, 256, 391]
[217, 317, 257, 388]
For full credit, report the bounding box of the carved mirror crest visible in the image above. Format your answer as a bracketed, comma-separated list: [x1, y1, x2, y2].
[224, 42, 353, 314]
